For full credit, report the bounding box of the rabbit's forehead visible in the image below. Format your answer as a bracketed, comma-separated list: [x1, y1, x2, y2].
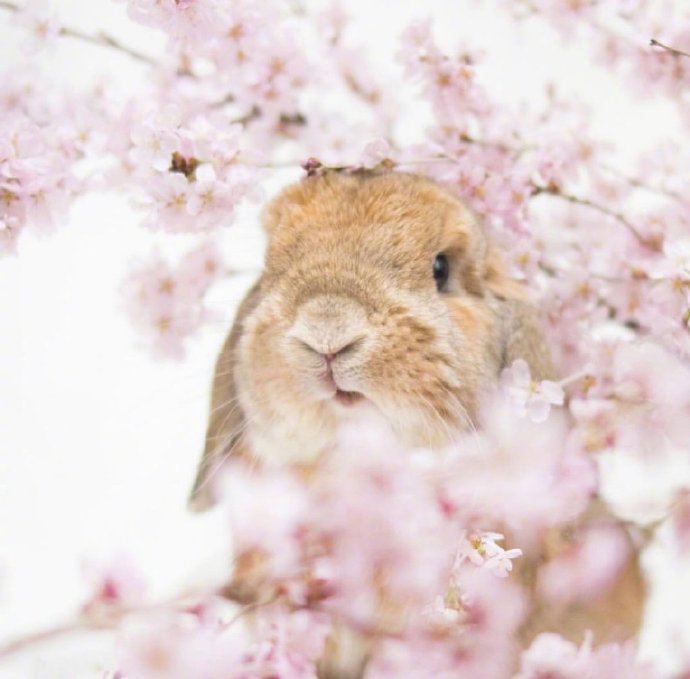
[266, 179, 475, 274]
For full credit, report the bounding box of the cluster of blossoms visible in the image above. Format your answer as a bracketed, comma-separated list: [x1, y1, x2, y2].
[123, 111, 258, 233]
[123, 242, 224, 358]
[3, 0, 690, 677]
[0, 74, 83, 254]
[119, 0, 312, 117]
[72, 413, 642, 677]
[67, 406, 653, 677]
[503, 0, 690, 118]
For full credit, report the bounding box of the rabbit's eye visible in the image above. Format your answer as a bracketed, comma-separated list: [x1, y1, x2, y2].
[433, 254, 449, 291]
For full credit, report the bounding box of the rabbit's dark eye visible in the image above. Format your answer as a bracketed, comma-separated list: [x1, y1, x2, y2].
[433, 254, 449, 291]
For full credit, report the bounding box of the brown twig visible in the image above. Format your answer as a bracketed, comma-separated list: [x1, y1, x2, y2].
[231, 105, 262, 126]
[600, 163, 685, 205]
[0, 587, 221, 661]
[0, 618, 104, 659]
[0, 0, 157, 65]
[650, 38, 690, 59]
[531, 185, 658, 250]
[223, 596, 278, 629]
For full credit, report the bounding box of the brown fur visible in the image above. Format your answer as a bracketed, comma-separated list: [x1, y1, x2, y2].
[514, 498, 645, 647]
[189, 172, 645, 675]
[189, 279, 263, 510]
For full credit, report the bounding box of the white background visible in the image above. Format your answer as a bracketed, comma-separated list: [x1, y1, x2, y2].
[1, 1, 689, 676]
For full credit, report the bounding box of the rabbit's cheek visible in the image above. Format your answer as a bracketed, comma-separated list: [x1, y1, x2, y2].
[448, 298, 502, 371]
[449, 298, 495, 343]
[344, 316, 465, 445]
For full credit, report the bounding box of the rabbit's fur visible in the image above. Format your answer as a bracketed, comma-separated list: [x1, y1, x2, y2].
[190, 171, 645, 673]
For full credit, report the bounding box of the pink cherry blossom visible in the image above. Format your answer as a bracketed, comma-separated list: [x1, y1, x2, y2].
[122, 242, 223, 358]
[13, 0, 61, 51]
[129, 113, 180, 173]
[441, 398, 597, 539]
[222, 464, 310, 584]
[121, 0, 224, 46]
[501, 358, 565, 423]
[117, 614, 243, 679]
[455, 531, 523, 578]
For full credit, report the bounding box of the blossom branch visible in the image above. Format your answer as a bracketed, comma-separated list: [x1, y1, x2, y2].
[530, 184, 656, 249]
[0, 586, 226, 660]
[650, 38, 690, 59]
[0, 573, 392, 666]
[601, 163, 685, 205]
[0, 0, 157, 65]
[0, 618, 99, 659]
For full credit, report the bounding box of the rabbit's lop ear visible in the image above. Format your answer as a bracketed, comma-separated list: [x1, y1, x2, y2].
[188, 279, 262, 512]
[484, 249, 556, 381]
[500, 297, 555, 380]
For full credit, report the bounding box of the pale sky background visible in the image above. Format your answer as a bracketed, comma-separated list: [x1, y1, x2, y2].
[1, 1, 690, 677]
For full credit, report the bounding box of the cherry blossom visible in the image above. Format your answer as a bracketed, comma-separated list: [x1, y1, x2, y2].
[501, 359, 565, 423]
[119, 0, 224, 46]
[442, 400, 597, 539]
[122, 242, 223, 358]
[13, 0, 60, 51]
[455, 531, 523, 578]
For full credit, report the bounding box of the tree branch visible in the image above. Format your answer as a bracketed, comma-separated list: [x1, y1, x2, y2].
[600, 163, 685, 205]
[0, 587, 221, 660]
[0, 577, 384, 665]
[531, 185, 660, 250]
[650, 38, 690, 59]
[0, 0, 157, 66]
[0, 618, 105, 659]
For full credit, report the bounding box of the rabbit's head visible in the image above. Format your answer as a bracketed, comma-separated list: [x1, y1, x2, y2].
[190, 172, 553, 509]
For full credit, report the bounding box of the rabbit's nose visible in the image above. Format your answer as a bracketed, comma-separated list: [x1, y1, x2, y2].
[301, 337, 362, 363]
[288, 295, 369, 361]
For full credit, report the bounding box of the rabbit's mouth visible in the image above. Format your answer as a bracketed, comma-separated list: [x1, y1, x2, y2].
[334, 389, 364, 406]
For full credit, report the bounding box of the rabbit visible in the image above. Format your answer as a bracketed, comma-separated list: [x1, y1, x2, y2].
[190, 170, 554, 494]
[188, 171, 645, 674]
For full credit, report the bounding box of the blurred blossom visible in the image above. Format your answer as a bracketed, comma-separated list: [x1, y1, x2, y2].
[117, 615, 242, 679]
[13, 0, 61, 51]
[358, 138, 394, 169]
[443, 398, 597, 538]
[516, 632, 662, 679]
[536, 524, 633, 605]
[82, 555, 148, 613]
[120, 0, 223, 46]
[570, 340, 690, 458]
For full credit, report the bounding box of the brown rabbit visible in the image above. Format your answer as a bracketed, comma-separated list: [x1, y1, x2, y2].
[189, 171, 645, 674]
